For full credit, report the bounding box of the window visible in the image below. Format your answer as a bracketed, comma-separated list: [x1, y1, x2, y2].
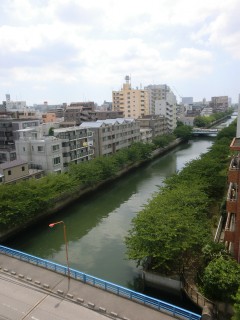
[53, 157, 61, 165]
[52, 145, 60, 152]
[8, 170, 11, 175]
[38, 146, 44, 152]
[23, 147, 25, 152]
[22, 166, 25, 171]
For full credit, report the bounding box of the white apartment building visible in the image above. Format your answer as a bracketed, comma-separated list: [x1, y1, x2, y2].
[112, 76, 149, 119]
[155, 92, 177, 132]
[80, 118, 140, 157]
[15, 127, 63, 174]
[144, 84, 177, 132]
[15, 126, 94, 173]
[144, 84, 170, 114]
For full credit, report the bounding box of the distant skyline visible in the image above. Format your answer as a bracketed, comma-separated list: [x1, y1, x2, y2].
[0, 0, 239, 105]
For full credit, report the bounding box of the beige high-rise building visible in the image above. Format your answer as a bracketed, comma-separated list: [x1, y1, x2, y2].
[112, 76, 149, 119]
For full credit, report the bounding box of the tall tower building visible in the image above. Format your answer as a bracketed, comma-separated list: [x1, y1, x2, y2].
[112, 76, 149, 119]
[145, 84, 177, 132]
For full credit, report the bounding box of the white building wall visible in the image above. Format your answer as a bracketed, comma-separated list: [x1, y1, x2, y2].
[15, 128, 63, 173]
[155, 91, 177, 131]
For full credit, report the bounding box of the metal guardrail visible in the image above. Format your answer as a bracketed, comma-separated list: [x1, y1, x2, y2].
[0, 245, 201, 320]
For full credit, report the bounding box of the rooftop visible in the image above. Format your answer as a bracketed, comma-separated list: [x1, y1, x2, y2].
[0, 159, 27, 170]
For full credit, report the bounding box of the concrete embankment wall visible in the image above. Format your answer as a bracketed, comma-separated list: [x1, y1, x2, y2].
[142, 271, 181, 293]
[0, 138, 183, 242]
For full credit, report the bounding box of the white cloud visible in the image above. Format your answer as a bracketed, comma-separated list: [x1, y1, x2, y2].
[0, 0, 239, 104]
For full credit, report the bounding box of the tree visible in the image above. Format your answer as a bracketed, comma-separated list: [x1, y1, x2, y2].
[173, 125, 192, 141]
[202, 256, 240, 301]
[193, 116, 208, 127]
[125, 181, 211, 274]
[48, 127, 54, 136]
[232, 286, 240, 320]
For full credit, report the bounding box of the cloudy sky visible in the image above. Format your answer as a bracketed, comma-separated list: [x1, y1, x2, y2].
[0, 0, 239, 106]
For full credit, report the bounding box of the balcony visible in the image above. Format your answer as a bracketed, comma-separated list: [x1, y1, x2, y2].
[228, 156, 240, 183]
[226, 183, 237, 213]
[224, 212, 235, 243]
[224, 230, 235, 242]
[230, 138, 240, 151]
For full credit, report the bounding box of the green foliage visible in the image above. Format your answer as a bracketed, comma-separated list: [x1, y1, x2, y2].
[126, 121, 236, 275]
[68, 160, 103, 187]
[152, 134, 175, 148]
[48, 127, 54, 136]
[0, 173, 77, 229]
[126, 180, 211, 273]
[201, 242, 228, 265]
[202, 256, 240, 301]
[232, 286, 240, 320]
[194, 112, 232, 128]
[0, 139, 156, 231]
[194, 116, 209, 127]
[173, 125, 192, 141]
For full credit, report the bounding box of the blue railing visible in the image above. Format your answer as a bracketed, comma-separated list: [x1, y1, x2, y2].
[0, 245, 201, 320]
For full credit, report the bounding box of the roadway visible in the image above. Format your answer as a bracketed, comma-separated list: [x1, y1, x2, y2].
[0, 253, 176, 320]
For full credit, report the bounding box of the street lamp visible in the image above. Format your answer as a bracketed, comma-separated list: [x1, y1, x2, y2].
[49, 221, 70, 282]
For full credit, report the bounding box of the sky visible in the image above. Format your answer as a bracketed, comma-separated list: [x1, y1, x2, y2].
[0, 0, 240, 106]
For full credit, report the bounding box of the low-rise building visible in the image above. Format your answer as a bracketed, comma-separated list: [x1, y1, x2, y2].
[0, 159, 43, 184]
[140, 128, 152, 143]
[80, 118, 140, 157]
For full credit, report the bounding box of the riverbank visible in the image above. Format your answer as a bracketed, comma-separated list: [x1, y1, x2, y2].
[0, 138, 183, 242]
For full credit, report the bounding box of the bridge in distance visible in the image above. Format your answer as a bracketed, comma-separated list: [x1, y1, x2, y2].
[0, 245, 201, 320]
[192, 128, 218, 136]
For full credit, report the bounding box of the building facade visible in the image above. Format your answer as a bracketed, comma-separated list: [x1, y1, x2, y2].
[210, 96, 229, 113]
[137, 115, 168, 137]
[15, 128, 64, 174]
[64, 102, 97, 125]
[155, 92, 177, 132]
[54, 126, 94, 169]
[224, 138, 240, 261]
[112, 76, 149, 119]
[143, 84, 177, 132]
[80, 118, 140, 157]
[144, 84, 170, 114]
[0, 159, 43, 184]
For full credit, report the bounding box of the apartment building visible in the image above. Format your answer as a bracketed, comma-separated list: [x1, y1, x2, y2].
[224, 139, 240, 261]
[137, 115, 168, 138]
[155, 92, 177, 132]
[64, 102, 97, 125]
[54, 126, 94, 168]
[144, 84, 170, 114]
[112, 76, 149, 119]
[16, 128, 64, 174]
[80, 118, 140, 157]
[144, 84, 177, 132]
[210, 96, 229, 113]
[0, 118, 41, 163]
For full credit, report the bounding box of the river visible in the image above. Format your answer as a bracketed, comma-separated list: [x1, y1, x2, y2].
[5, 135, 219, 311]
